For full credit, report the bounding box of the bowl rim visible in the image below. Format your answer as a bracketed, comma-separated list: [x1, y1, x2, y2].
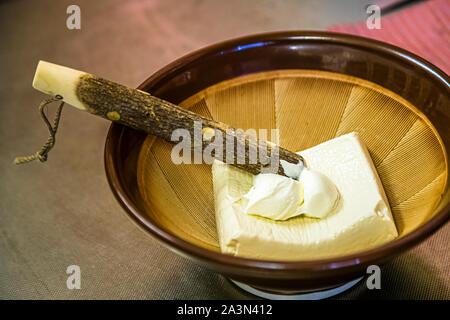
[104, 30, 450, 273]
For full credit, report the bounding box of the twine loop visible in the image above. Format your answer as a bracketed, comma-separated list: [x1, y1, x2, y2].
[14, 95, 65, 165]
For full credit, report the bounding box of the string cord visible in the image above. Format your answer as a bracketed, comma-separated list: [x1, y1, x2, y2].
[14, 95, 65, 165]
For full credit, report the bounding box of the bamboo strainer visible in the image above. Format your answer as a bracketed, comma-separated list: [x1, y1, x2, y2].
[136, 69, 448, 255]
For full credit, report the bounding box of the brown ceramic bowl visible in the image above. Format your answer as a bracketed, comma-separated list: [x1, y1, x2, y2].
[104, 31, 449, 295]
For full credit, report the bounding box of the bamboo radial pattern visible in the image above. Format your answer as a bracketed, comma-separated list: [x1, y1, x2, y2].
[137, 70, 448, 254]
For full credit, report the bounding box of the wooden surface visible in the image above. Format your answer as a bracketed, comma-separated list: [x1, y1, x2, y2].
[74, 74, 303, 177]
[1, 0, 449, 299]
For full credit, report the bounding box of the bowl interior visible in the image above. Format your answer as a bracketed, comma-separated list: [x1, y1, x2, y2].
[136, 69, 448, 254]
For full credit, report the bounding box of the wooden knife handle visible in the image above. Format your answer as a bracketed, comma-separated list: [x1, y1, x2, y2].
[32, 61, 303, 177]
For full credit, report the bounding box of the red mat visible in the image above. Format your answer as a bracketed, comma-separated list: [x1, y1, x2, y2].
[328, 0, 450, 75]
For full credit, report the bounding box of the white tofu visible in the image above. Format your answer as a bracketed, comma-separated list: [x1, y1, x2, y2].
[212, 132, 398, 260]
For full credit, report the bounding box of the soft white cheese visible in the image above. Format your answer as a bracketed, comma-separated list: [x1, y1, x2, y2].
[297, 168, 340, 219]
[211, 132, 398, 260]
[242, 173, 304, 220]
[280, 159, 304, 180]
[242, 168, 339, 220]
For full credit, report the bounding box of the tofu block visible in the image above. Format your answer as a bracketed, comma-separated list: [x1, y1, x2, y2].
[212, 132, 398, 260]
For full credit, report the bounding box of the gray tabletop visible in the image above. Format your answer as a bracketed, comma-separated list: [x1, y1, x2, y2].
[1, 0, 448, 299]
